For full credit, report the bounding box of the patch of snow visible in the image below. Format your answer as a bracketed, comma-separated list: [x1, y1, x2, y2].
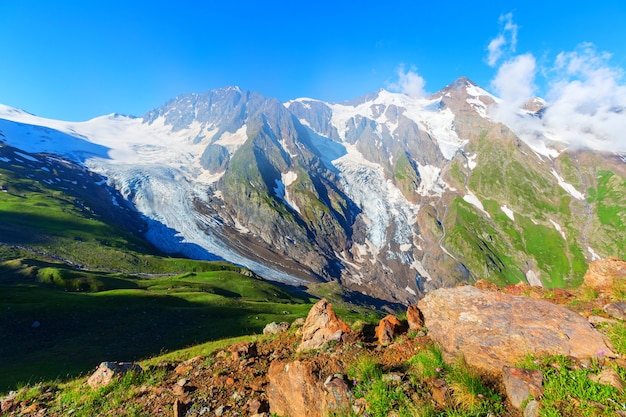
[463, 191, 490, 217]
[233, 218, 250, 234]
[588, 246, 601, 261]
[549, 219, 566, 240]
[467, 153, 477, 170]
[41, 166, 50, 172]
[400, 243, 412, 252]
[0, 157, 10, 162]
[405, 286, 416, 296]
[466, 98, 490, 119]
[500, 205, 515, 221]
[273, 171, 301, 214]
[526, 269, 543, 287]
[551, 169, 585, 200]
[410, 258, 432, 282]
[416, 163, 445, 197]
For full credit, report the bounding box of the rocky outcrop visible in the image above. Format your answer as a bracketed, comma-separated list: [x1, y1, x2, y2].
[418, 286, 615, 374]
[87, 361, 142, 389]
[297, 299, 351, 351]
[375, 314, 404, 345]
[583, 257, 626, 292]
[267, 358, 351, 417]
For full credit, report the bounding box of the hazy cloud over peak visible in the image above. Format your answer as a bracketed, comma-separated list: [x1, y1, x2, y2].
[388, 65, 426, 98]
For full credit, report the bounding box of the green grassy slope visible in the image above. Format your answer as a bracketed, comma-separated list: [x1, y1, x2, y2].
[442, 132, 626, 288]
[0, 258, 314, 391]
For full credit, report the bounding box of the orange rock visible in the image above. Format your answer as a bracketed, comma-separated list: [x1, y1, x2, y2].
[418, 286, 615, 374]
[267, 358, 351, 417]
[406, 305, 424, 331]
[298, 299, 351, 351]
[583, 257, 626, 292]
[375, 314, 404, 345]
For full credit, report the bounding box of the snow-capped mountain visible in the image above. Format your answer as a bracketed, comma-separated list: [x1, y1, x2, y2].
[1, 77, 625, 303]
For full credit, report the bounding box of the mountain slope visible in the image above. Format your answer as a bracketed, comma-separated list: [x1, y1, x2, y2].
[1, 78, 625, 303]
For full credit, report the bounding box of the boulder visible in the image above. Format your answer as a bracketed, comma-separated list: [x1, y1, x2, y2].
[297, 299, 351, 351]
[583, 257, 626, 292]
[263, 321, 290, 335]
[418, 286, 615, 374]
[87, 361, 142, 389]
[502, 366, 543, 410]
[406, 305, 424, 331]
[375, 314, 404, 345]
[267, 358, 351, 417]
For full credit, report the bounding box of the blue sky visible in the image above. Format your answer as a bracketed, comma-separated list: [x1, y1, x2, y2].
[1, 1, 625, 121]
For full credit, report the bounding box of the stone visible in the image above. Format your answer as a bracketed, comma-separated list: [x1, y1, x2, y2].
[588, 368, 625, 392]
[228, 342, 257, 361]
[502, 366, 543, 410]
[407, 305, 424, 331]
[87, 361, 142, 389]
[263, 321, 291, 335]
[418, 286, 615, 374]
[604, 302, 626, 321]
[524, 400, 541, 417]
[375, 314, 404, 345]
[267, 358, 351, 417]
[583, 257, 626, 292]
[297, 299, 351, 351]
[247, 398, 268, 415]
[431, 378, 449, 406]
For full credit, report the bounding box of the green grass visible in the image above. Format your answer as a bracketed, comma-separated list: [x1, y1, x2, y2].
[518, 355, 626, 417]
[586, 170, 626, 256]
[0, 258, 315, 392]
[342, 345, 505, 417]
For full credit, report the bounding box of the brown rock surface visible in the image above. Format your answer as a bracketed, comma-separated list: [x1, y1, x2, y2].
[502, 366, 543, 410]
[267, 358, 351, 417]
[375, 314, 404, 345]
[583, 257, 626, 292]
[406, 305, 424, 331]
[418, 286, 615, 374]
[297, 298, 351, 351]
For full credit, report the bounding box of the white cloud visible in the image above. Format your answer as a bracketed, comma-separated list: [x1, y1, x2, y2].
[542, 43, 626, 150]
[490, 54, 537, 127]
[387, 65, 426, 98]
[486, 13, 519, 67]
[488, 40, 626, 153]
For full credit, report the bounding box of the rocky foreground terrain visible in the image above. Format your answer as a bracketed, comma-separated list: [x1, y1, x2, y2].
[2, 258, 626, 417]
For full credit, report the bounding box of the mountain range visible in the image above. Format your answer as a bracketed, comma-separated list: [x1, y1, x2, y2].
[1, 77, 625, 303]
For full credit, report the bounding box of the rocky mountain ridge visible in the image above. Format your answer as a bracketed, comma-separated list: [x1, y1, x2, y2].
[1, 78, 625, 303]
